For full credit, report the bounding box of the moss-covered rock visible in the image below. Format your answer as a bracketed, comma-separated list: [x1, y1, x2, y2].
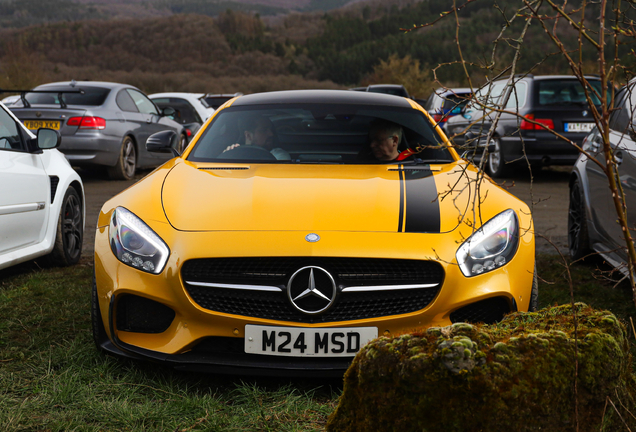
[327, 303, 636, 432]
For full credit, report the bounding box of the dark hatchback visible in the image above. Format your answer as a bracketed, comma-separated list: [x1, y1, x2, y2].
[445, 75, 610, 177]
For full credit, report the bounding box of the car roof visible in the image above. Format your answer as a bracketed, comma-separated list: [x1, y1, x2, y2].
[231, 89, 413, 108]
[34, 81, 133, 90]
[367, 84, 406, 89]
[434, 87, 472, 96]
[493, 75, 601, 83]
[149, 92, 206, 99]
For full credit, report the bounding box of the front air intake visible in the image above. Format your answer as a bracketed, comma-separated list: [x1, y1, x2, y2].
[449, 297, 511, 324]
[116, 294, 175, 333]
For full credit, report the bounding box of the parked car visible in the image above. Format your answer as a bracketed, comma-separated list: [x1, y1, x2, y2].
[92, 89, 536, 376]
[568, 77, 635, 275]
[0, 101, 84, 270]
[350, 84, 410, 98]
[149, 92, 215, 150]
[422, 87, 472, 133]
[9, 81, 186, 180]
[203, 93, 243, 110]
[1, 95, 20, 106]
[445, 74, 610, 177]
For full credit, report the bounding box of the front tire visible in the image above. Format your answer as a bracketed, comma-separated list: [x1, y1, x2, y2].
[43, 186, 83, 266]
[568, 176, 592, 261]
[178, 133, 187, 154]
[486, 137, 509, 178]
[108, 136, 136, 180]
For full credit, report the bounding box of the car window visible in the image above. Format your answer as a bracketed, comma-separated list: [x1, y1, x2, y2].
[188, 104, 452, 164]
[25, 87, 109, 106]
[442, 93, 472, 112]
[0, 108, 23, 151]
[503, 82, 528, 110]
[609, 86, 631, 132]
[367, 87, 408, 97]
[153, 98, 203, 124]
[467, 82, 506, 112]
[537, 79, 610, 106]
[126, 89, 159, 115]
[116, 89, 139, 112]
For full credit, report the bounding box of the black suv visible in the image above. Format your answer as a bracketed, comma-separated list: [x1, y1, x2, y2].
[445, 74, 609, 177]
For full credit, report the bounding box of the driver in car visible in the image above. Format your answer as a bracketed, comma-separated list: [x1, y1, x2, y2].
[223, 115, 290, 160]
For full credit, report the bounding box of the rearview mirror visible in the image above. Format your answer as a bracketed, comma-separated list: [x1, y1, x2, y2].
[147, 130, 179, 156]
[37, 128, 61, 150]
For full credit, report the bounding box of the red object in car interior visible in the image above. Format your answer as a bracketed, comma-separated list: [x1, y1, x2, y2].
[67, 116, 106, 130]
[520, 113, 554, 130]
[185, 129, 192, 137]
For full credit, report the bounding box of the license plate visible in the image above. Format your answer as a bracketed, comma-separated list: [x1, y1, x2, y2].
[565, 122, 594, 133]
[23, 120, 60, 130]
[245, 325, 378, 357]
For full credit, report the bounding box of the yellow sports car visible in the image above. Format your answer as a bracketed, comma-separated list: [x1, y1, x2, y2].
[93, 90, 536, 376]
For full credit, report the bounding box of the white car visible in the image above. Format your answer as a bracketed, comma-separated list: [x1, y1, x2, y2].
[149, 93, 216, 148]
[0, 101, 85, 270]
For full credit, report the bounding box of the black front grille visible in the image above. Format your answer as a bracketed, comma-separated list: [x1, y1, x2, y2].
[116, 294, 176, 333]
[449, 297, 511, 324]
[182, 257, 444, 323]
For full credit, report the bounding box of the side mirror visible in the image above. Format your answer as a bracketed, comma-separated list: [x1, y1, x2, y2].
[37, 128, 61, 150]
[162, 107, 176, 117]
[146, 130, 179, 156]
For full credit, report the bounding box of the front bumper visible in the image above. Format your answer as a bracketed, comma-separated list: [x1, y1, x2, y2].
[94, 225, 535, 375]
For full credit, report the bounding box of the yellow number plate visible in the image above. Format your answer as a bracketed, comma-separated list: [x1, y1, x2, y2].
[23, 120, 60, 130]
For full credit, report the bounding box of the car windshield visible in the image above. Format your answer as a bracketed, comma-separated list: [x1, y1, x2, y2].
[537, 80, 611, 106]
[25, 86, 110, 106]
[187, 104, 453, 164]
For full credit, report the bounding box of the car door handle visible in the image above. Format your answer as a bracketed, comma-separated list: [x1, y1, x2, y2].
[591, 136, 601, 152]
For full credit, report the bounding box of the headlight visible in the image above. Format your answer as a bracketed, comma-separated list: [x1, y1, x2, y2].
[456, 209, 519, 277]
[109, 207, 170, 274]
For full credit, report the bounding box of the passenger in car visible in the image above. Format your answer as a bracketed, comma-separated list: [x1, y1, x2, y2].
[223, 115, 290, 160]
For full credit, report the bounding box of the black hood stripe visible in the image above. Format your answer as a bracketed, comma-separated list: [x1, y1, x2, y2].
[398, 166, 441, 233]
[398, 168, 405, 232]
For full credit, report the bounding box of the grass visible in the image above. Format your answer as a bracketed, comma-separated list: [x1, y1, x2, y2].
[1, 254, 635, 431]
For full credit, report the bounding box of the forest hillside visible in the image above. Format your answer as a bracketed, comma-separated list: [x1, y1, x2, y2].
[0, 0, 633, 98]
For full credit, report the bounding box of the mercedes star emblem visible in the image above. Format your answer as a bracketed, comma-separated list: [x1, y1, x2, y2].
[305, 233, 320, 242]
[287, 266, 336, 315]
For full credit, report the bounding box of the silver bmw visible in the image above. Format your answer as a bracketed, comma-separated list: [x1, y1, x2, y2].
[10, 81, 186, 180]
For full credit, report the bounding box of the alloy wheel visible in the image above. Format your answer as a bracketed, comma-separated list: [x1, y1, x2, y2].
[62, 192, 82, 260]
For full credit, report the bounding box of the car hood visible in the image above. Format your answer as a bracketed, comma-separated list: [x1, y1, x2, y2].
[161, 161, 480, 233]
